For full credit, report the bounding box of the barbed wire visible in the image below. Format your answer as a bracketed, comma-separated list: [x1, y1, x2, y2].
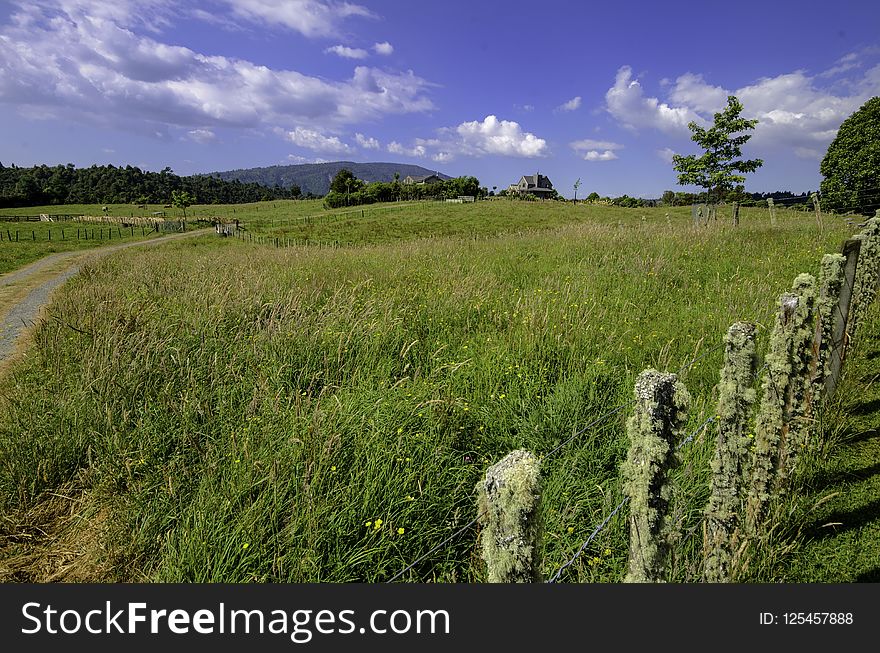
[543, 400, 635, 461]
[676, 341, 726, 376]
[546, 496, 629, 584]
[385, 510, 485, 583]
[384, 253, 841, 583]
[546, 415, 716, 583]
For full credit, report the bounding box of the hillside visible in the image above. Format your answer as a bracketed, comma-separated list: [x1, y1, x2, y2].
[210, 161, 451, 197]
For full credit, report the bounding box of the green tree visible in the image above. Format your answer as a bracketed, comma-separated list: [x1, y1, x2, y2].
[586, 191, 600, 202]
[573, 177, 581, 201]
[672, 96, 763, 204]
[820, 96, 880, 216]
[171, 189, 195, 217]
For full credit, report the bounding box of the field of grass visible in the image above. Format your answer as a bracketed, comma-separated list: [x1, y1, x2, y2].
[0, 200, 857, 582]
[0, 219, 177, 276]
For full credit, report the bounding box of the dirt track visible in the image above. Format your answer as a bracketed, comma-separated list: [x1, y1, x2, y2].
[0, 229, 210, 368]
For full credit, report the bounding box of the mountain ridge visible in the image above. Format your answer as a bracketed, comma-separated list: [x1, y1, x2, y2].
[209, 161, 451, 197]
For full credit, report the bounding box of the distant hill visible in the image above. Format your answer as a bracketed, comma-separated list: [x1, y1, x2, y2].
[210, 161, 452, 197]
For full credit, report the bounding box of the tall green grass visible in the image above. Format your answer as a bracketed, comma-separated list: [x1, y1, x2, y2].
[0, 205, 852, 582]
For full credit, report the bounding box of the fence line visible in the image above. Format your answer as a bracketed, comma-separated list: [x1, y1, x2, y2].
[384, 325, 771, 582]
[385, 512, 484, 583]
[473, 210, 880, 584]
[546, 413, 717, 584]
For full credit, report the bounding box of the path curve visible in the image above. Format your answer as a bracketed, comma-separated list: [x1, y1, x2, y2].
[0, 229, 211, 366]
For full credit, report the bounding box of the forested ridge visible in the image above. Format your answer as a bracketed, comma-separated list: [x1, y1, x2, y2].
[0, 162, 300, 208]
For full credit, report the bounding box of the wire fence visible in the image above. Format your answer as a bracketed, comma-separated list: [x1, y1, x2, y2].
[384, 327, 737, 583]
[382, 295, 784, 583]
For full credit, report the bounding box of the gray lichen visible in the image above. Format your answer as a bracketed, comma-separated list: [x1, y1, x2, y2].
[849, 216, 880, 342]
[622, 369, 690, 583]
[811, 254, 845, 407]
[703, 322, 757, 582]
[477, 449, 542, 582]
[774, 273, 817, 490]
[745, 292, 798, 535]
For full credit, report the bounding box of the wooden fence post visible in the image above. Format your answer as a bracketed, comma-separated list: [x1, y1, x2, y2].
[622, 369, 690, 583]
[746, 293, 798, 535]
[767, 198, 776, 226]
[745, 274, 816, 534]
[704, 322, 757, 582]
[811, 254, 845, 405]
[774, 274, 817, 488]
[811, 192, 822, 230]
[847, 218, 880, 343]
[476, 449, 542, 582]
[826, 238, 861, 397]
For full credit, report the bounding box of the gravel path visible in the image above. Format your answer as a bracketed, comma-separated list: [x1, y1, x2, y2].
[0, 229, 210, 365]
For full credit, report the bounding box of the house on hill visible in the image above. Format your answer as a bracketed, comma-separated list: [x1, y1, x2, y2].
[403, 174, 443, 185]
[509, 173, 555, 198]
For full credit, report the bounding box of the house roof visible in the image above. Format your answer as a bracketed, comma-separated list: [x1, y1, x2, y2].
[519, 174, 553, 189]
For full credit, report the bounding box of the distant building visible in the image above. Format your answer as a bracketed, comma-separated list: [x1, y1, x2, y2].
[511, 173, 555, 198]
[403, 174, 443, 185]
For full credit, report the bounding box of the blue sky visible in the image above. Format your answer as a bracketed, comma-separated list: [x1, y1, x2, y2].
[1, 0, 879, 198]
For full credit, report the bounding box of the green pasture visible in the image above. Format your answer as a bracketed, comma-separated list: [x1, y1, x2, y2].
[0, 200, 859, 582]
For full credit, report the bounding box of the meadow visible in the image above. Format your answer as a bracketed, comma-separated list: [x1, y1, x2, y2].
[0, 214, 175, 275]
[0, 199, 856, 582]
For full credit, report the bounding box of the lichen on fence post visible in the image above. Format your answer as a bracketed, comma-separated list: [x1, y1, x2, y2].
[810, 254, 845, 405]
[826, 239, 862, 397]
[476, 449, 542, 582]
[745, 292, 799, 535]
[622, 369, 691, 583]
[848, 217, 880, 342]
[703, 322, 757, 582]
[767, 198, 776, 226]
[774, 273, 817, 489]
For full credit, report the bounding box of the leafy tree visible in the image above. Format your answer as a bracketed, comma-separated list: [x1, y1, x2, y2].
[329, 169, 364, 196]
[171, 189, 196, 217]
[820, 96, 880, 216]
[573, 178, 581, 201]
[672, 96, 763, 204]
[586, 191, 600, 202]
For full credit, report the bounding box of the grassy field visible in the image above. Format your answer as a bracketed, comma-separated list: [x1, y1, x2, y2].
[0, 219, 177, 276]
[0, 200, 857, 582]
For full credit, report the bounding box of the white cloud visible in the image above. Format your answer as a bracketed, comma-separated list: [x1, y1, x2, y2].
[582, 150, 618, 161]
[324, 44, 369, 59]
[355, 132, 380, 149]
[604, 61, 880, 162]
[556, 96, 582, 112]
[453, 115, 548, 157]
[570, 139, 622, 162]
[0, 3, 434, 137]
[373, 41, 393, 55]
[656, 147, 676, 163]
[286, 154, 328, 164]
[392, 115, 548, 161]
[282, 127, 352, 153]
[387, 141, 426, 158]
[668, 73, 727, 114]
[605, 65, 701, 133]
[187, 128, 216, 143]
[219, 0, 374, 38]
[570, 139, 623, 151]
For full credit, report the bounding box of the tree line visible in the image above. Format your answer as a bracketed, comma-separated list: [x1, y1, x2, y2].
[0, 163, 301, 208]
[323, 169, 485, 209]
